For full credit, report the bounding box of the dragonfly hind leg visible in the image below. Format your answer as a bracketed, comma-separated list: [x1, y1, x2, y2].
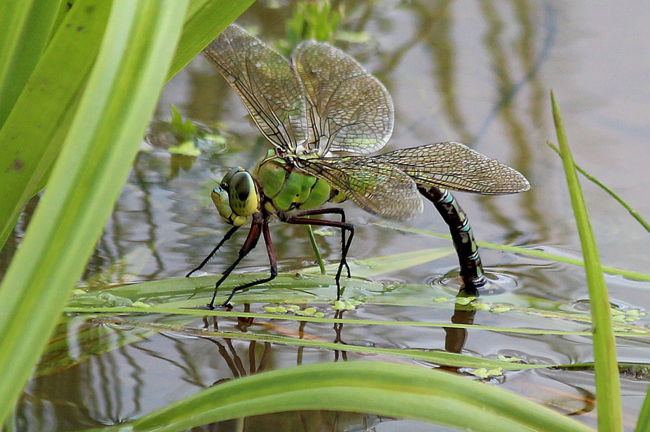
[418, 186, 487, 292]
[279, 208, 354, 300]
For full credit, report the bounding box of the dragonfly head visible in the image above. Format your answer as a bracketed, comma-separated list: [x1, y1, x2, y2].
[211, 167, 260, 226]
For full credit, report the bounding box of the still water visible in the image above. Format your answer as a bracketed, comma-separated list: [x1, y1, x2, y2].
[7, 1, 650, 431]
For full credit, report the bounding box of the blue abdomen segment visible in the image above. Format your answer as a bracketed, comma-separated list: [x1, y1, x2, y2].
[419, 186, 485, 288]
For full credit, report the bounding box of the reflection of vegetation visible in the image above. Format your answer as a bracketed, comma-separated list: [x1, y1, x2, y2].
[284, 0, 342, 46]
[275, 0, 373, 55]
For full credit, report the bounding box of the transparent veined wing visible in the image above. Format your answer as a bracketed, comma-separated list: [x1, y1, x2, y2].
[292, 41, 394, 155]
[297, 156, 423, 221]
[371, 142, 530, 194]
[203, 25, 307, 151]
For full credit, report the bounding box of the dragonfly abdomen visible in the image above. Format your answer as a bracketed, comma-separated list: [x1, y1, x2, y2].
[256, 158, 347, 213]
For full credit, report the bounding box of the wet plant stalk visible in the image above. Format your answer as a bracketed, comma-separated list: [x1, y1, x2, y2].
[305, 223, 326, 275]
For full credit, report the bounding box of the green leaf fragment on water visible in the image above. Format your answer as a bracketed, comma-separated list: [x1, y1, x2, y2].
[314, 312, 324, 318]
[332, 300, 357, 311]
[474, 303, 491, 311]
[612, 315, 625, 322]
[433, 297, 449, 303]
[168, 141, 201, 156]
[470, 368, 503, 379]
[456, 297, 472, 306]
[491, 307, 511, 314]
[498, 355, 523, 363]
[132, 301, 150, 308]
[471, 368, 488, 378]
[170, 104, 197, 135]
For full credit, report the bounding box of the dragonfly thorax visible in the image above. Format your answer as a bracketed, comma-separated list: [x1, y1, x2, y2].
[211, 167, 260, 227]
[254, 156, 346, 214]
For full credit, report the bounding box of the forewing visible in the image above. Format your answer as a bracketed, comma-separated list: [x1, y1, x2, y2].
[203, 25, 307, 151]
[291, 41, 394, 155]
[298, 157, 423, 221]
[372, 142, 530, 194]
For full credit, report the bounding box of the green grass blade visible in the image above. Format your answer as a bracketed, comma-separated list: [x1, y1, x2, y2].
[551, 91, 621, 432]
[166, 0, 255, 79]
[635, 386, 650, 432]
[547, 141, 650, 235]
[0, 0, 190, 424]
[375, 222, 650, 282]
[92, 362, 594, 432]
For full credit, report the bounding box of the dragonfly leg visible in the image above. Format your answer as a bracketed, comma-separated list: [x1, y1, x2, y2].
[284, 207, 352, 277]
[220, 216, 278, 308]
[280, 210, 354, 300]
[186, 225, 241, 277]
[205, 214, 265, 309]
[418, 186, 487, 291]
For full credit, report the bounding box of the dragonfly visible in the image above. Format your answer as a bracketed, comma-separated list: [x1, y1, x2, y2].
[188, 24, 530, 309]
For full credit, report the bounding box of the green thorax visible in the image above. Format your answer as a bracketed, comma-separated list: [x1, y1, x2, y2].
[254, 152, 346, 213]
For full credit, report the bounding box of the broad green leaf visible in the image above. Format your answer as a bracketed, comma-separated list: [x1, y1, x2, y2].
[0, 0, 60, 128]
[0, 0, 190, 424]
[0, 0, 254, 251]
[93, 362, 594, 432]
[0, 0, 112, 249]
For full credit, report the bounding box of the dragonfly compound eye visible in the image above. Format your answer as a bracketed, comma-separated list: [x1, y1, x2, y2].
[228, 171, 259, 217]
[211, 187, 248, 226]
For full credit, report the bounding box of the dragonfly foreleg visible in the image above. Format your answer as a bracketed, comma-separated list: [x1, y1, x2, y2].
[186, 225, 240, 277]
[206, 214, 263, 309]
[220, 217, 278, 308]
[279, 209, 354, 300]
[418, 186, 487, 292]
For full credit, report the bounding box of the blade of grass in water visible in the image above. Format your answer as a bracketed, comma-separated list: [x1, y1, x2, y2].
[373, 222, 650, 282]
[547, 141, 650, 235]
[551, 90, 621, 432]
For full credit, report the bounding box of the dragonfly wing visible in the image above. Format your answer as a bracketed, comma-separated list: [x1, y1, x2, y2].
[203, 25, 307, 151]
[291, 41, 394, 155]
[372, 142, 530, 194]
[298, 157, 423, 221]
